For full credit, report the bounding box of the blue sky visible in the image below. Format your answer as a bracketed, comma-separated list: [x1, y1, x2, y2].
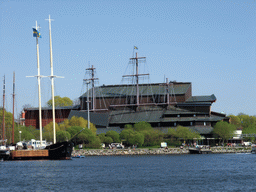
[0, 0, 255, 117]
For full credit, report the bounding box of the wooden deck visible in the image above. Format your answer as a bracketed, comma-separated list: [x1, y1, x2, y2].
[11, 150, 49, 160]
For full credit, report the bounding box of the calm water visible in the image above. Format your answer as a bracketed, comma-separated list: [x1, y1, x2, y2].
[1, 153, 256, 191]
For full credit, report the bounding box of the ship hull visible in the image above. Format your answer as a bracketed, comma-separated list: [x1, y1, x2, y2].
[8, 141, 73, 161]
[46, 141, 74, 160]
[0, 149, 10, 160]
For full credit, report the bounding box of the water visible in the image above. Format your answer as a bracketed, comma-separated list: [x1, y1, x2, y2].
[1, 153, 256, 191]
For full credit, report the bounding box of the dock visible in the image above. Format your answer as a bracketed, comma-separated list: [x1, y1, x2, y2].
[10, 150, 49, 160]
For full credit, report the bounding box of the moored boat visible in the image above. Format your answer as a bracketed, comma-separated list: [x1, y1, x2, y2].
[251, 144, 256, 153]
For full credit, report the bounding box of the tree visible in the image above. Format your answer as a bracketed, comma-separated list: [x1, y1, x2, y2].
[213, 121, 236, 143]
[105, 130, 120, 143]
[67, 116, 97, 134]
[47, 96, 73, 107]
[242, 124, 256, 142]
[133, 121, 152, 132]
[120, 129, 144, 147]
[228, 115, 241, 128]
[56, 131, 71, 142]
[43, 122, 61, 142]
[167, 126, 201, 144]
[141, 129, 163, 146]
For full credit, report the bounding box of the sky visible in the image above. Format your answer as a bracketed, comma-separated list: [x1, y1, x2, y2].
[0, 0, 256, 118]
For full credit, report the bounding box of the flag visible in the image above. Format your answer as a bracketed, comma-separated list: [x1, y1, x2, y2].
[134, 46, 138, 50]
[33, 28, 41, 38]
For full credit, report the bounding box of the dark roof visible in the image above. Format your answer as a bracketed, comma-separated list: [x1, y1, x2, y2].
[109, 109, 225, 124]
[161, 116, 224, 122]
[68, 110, 109, 127]
[80, 82, 191, 98]
[177, 102, 212, 107]
[186, 94, 216, 103]
[24, 106, 75, 111]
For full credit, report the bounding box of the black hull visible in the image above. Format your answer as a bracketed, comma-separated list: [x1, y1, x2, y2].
[0, 150, 10, 160]
[46, 141, 74, 160]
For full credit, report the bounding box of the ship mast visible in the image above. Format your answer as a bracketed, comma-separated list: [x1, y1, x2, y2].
[123, 52, 148, 107]
[27, 21, 45, 147]
[84, 65, 98, 111]
[46, 15, 63, 144]
[2, 75, 5, 145]
[12, 72, 15, 144]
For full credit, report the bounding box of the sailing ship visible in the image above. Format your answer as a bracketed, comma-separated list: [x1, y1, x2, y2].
[5, 16, 78, 161]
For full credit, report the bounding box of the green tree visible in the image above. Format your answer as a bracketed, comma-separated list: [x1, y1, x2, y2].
[242, 124, 256, 142]
[47, 96, 73, 107]
[120, 129, 144, 147]
[167, 126, 201, 144]
[228, 115, 241, 128]
[133, 121, 152, 132]
[103, 136, 113, 145]
[105, 130, 120, 143]
[98, 133, 106, 142]
[56, 131, 71, 142]
[213, 121, 236, 143]
[141, 129, 162, 146]
[66, 116, 97, 134]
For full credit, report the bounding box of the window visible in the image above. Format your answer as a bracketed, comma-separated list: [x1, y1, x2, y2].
[204, 122, 206, 126]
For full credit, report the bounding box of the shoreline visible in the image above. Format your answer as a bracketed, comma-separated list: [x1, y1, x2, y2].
[72, 147, 252, 156]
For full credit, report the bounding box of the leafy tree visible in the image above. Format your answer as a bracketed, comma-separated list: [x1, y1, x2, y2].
[105, 130, 120, 143]
[228, 115, 241, 128]
[213, 121, 236, 143]
[66, 126, 100, 148]
[98, 133, 106, 142]
[56, 131, 71, 142]
[141, 129, 162, 146]
[47, 96, 73, 107]
[133, 121, 152, 132]
[103, 136, 113, 145]
[120, 129, 144, 147]
[63, 116, 97, 134]
[124, 124, 133, 129]
[0, 109, 13, 140]
[242, 124, 256, 142]
[167, 126, 201, 144]
[43, 122, 61, 142]
[238, 114, 256, 129]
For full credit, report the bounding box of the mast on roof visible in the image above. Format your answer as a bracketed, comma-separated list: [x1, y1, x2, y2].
[123, 51, 149, 107]
[46, 15, 63, 144]
[84, 65, 98, 111]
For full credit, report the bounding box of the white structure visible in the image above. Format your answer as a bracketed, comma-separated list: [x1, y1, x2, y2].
[233, 130, 242, 139]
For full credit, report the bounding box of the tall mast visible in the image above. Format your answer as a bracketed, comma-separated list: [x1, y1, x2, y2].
[36, 21, 43, 146]
[46, 15, 63, 144]
[86, 81, 90, 129]
[27, 21, 44, 147]
[47, 15, 56, 144]
[2, 75, 5, 144]
[12, 72, 15, 144]
[123, 52, 148, 107]
[85, 65, 98, 111]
